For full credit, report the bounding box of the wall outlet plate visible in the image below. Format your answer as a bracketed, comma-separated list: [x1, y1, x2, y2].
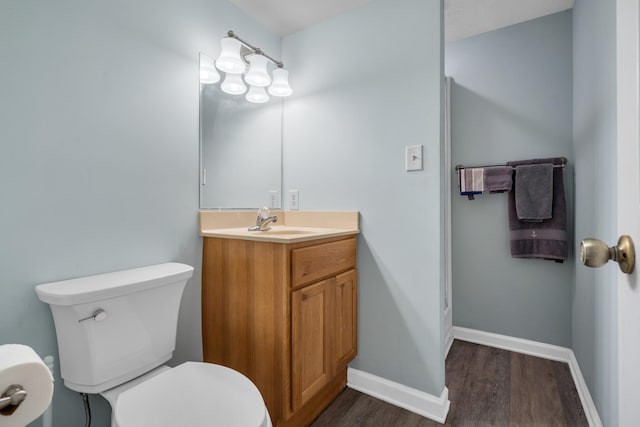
[268, 190, 280, 209]
[289, 190, 299, 210]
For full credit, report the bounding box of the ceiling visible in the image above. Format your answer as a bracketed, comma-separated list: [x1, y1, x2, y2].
[445, 0, 574, 42]
[228, 0, 372, 36]
[228, 0, 575, 40]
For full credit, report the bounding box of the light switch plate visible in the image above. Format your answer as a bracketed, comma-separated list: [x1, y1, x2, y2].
[268, 190, 280, 209]
[406, 145, 423, 171]
[289, 190, 299, 210]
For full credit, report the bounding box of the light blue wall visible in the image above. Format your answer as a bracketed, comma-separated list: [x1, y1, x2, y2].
[282, 0, 445, 395]
[572, 0, 618, 425]
[445, 11, 574, 346]
[0, 1, 279, 425]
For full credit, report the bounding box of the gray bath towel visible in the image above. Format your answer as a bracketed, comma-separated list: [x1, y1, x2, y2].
[507, 158, 567, 262]
[484, 166, 513, 193]
[514, 163, 554, 221]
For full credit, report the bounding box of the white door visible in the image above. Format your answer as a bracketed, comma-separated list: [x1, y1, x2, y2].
[616, 0, 640, 424]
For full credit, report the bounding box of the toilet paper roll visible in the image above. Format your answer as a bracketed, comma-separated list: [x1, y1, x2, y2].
[0, 344, 54, 427]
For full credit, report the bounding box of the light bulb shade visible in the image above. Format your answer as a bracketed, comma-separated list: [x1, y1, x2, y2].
[245, 85, 269, 104]
[215, 38, 246, 74]
[244, 55, 271, 87]
[221, 73, 247, 95]
[268, 68, 292, 97]
[200, 56, 220, 84]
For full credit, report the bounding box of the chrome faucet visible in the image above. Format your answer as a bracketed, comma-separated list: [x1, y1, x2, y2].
[248, 207, 278, 231]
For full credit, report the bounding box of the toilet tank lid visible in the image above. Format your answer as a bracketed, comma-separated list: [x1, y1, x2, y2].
[35, 263, 194, 306]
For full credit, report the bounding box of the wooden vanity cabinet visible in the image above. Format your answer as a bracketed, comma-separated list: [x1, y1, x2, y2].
[332, 269, 358, 370]
[291, 268, 357, 412]
[202, 235, 358, 427]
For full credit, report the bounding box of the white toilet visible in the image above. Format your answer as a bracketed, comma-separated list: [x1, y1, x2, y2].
[35, 262, 272, 427]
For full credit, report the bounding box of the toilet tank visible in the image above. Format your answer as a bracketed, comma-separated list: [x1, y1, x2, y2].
[35, 262, 194, 393]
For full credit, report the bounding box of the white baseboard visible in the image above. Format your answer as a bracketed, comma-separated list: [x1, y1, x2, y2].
[347, 367, 450, 424]
[567, 351, 602, 427]
[445, 325, 454, 357]
[453, 326, 569, 361]
[452, 326, 602, 427]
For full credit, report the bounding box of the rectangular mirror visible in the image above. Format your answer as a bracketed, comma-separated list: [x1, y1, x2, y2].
[199, 53, 282, 209]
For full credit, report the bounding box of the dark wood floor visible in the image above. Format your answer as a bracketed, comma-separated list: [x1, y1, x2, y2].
[311, 387, 441, 427]
[311, 340, 588, 426]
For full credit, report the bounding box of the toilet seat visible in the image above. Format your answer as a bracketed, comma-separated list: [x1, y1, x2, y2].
[114, 362, 271, 427]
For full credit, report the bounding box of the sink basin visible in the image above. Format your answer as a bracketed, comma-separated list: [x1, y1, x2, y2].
[261, 229, 308, 235]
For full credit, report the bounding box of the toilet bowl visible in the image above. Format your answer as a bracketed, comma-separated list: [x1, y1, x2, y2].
[35, 263, 271, 427]
[103, 363, 271, 427]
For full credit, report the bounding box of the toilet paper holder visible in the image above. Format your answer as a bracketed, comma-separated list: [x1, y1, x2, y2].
[0, 384, 27, 414]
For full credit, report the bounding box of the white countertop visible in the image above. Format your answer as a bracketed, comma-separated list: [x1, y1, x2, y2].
[199, 210, 360, 243]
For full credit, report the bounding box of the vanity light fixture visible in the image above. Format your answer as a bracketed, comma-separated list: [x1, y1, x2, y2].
[212, 30, 292, 103]
[199, 55, 220, 84]
[269, 68, 293, 97]
[220, 73, 247, 95]
[246, 85, 269, 103]
[245, 55, 271, 87]
[215, 37, 246, 74]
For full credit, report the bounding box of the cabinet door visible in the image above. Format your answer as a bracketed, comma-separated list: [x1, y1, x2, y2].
[291, 279, 332, 411]
[333, 269, 358, 371]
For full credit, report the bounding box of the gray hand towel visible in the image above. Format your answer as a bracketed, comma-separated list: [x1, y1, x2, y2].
[507, 158, 567, 262]
[484, 166, 513, 193]
[514, 163, 554, 222]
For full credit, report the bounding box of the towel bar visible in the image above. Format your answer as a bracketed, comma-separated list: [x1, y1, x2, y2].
[455, 157, 567, 172]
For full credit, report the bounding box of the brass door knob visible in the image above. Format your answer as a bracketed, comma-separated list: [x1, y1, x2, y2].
[580, 235, 635, 274]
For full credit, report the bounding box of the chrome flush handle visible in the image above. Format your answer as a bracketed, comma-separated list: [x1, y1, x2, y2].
[78, 309, 107, 323]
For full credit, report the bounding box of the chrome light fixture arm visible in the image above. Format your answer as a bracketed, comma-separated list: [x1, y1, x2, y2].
[227, 30, 284, 68]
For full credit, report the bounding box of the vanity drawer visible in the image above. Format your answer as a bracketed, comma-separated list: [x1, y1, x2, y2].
[291, 238, 356, 287]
